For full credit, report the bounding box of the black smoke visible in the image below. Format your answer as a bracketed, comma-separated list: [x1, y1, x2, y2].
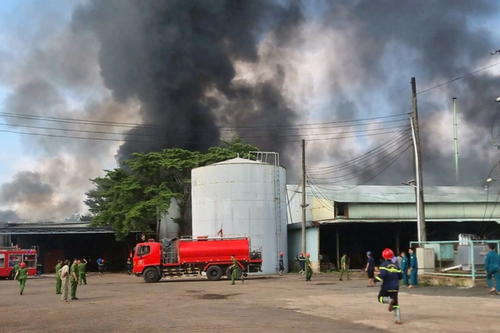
[72, 0, 303, 163]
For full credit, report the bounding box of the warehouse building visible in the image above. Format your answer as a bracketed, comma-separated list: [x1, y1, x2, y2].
[287, 185, 500, 271]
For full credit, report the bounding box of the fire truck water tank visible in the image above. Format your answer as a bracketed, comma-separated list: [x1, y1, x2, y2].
[178, 238, 250, 263]
[191, 157, 287, 274]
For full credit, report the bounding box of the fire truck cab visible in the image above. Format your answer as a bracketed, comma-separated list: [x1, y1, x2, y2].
[0, 247, 38, 279]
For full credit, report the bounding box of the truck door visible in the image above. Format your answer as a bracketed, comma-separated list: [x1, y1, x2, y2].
[135, 245, 152, 267]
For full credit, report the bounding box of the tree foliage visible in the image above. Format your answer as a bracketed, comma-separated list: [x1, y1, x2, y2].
[85, 138, 258, 240]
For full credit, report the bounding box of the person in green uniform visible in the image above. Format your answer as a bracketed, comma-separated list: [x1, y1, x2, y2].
[70, 258, 80, 300]
[14, 261, 20, 274]
[14, 262, 28, 295]
[339, 253, 350, 281]
[55, 260, 62, 294]
[230, 254, 244, 285]
[36, 261, 43, 278]
[305, 253, 313, 281]
[78, 258, 88, 285]
[408, 248, 418, 288]
[400, 252, 409, 287]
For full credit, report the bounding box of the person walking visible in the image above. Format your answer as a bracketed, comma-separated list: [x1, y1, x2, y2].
[374, 248, 403, 325]
[78, 258, 88, 285]
[400, 252, 409, 287]
[365, 251, 375, 287]
[229, 254, 244, 285]
[278, 252, 285, 276]
[97, 259, 105, 277]
[14, 262, 28, 295]
[305, 253, 313, 281]
[408, 248, 418, 288]
[485, 243, 500, 294]
[339, 253, 350, 281]
[59, 260, 70, 302]
[297, 253, 306, 274]
[70, 258, 80, 300]
[55, 260, 62, 294]
[36, 261, 42, 278]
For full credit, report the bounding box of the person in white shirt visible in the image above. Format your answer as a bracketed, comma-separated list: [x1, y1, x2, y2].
[58, 260, 70, 302]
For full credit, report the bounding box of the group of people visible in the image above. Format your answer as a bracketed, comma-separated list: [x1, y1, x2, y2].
[55, 258, 88, 302]
[295, 252, 313, 281]
[365, 249, 418, 288]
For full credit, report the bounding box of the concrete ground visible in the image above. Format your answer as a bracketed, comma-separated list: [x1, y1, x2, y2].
[0, 272, 497, 333]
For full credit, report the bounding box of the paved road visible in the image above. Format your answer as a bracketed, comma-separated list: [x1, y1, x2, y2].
[0, 272, 496, 332]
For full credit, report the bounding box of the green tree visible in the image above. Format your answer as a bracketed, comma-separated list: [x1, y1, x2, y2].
[85, 138, 258, 240]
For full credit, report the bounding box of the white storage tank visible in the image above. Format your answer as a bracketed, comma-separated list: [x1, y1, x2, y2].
[191, 155, 287, 274]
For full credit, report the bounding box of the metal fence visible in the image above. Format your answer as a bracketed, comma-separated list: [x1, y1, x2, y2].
[409, 239, 500, 280]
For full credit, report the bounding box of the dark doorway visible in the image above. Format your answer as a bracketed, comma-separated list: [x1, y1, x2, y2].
[319, 222, 416, 269]
[11, 233, 138, 273]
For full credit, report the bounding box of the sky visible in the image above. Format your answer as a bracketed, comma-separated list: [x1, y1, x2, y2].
[1, 0, 500, 222]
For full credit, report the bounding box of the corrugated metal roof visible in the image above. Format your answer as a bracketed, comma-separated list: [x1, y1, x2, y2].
[292, 185, 490, 203]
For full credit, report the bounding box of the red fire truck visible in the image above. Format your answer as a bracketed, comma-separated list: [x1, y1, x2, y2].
[0, 246, 38, 279]
[133, 236, 262, 283]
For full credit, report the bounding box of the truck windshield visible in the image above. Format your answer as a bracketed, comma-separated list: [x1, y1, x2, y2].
[136, 245, 150, 256]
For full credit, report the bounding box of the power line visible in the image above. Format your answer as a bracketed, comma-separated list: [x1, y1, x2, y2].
[307, 140, 412, 183]
[0, 129, 151, 143]
[235, 125, 409, 140]
[417, 61, 500, 95]
[0, 111, 410, 130]
[225, 128, 407, 143]
[308, 144, 412, 191]
[0, 122, 156, 137]
[307, 127, 411, 172]
[307, 129, 411, 175]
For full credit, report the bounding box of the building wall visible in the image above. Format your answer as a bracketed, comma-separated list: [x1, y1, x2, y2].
[287, 226, 319, 272]
[349, 203, 500, 220]
[286, 185, 313, 224]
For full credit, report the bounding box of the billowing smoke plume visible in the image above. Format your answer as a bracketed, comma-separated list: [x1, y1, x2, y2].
[72, 0, 302, 162]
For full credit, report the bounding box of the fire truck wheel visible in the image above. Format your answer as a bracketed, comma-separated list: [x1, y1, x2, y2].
[206, 266, 223, 281]
[143, 267, 160, 283]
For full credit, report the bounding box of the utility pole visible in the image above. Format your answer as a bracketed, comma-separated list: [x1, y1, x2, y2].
[452, 97, 459, 183]
[301, 139, 307, 255]
[411, 77, 427, 242]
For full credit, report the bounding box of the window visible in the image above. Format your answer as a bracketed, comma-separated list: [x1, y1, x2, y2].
[137, 246, 151, 256]
[0, 254, 4, 268]
[23, 254, 37, 268]
[9, 254, 22, 267]
[336, 202, 348, 218]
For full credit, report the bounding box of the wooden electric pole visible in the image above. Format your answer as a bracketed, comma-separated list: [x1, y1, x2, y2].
[411, 77, 427, 242]
[301, 139, 307, 255]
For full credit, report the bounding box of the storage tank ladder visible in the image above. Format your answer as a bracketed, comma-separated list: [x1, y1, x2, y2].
[274, 159, 282, 273]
